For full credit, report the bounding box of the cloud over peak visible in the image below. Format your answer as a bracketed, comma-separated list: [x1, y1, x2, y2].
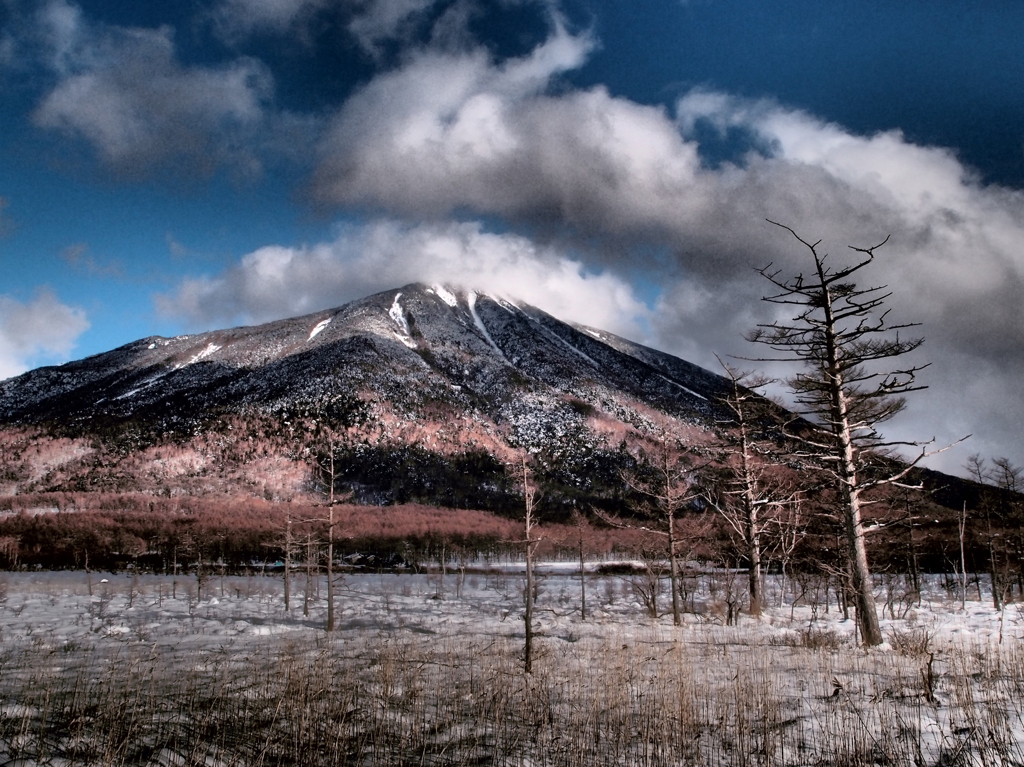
[157, 218, 650, 342]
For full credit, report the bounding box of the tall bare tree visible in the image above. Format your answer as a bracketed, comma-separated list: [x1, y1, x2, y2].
[311, 434, 357, 632]
[746, 221, 952, 645]
[604, 440, 703, 626]
[712, 357, 796, 617]
[520, 454, 541, 673]
[304, 394, 368, 632]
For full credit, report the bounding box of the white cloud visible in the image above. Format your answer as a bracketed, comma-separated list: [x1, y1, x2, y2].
[30, 2, 275, 178]
[0, 289, 89, 381]
[209, 0, 440, 53]
[15, 3, 1021, 469]
[209, 0, 329, 41]
[347, 0, 439, 56]
[157, 219, 651, 341]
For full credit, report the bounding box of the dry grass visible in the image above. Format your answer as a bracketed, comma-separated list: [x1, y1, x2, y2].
[1, 623, 1023, 766]
[1, 571, 1023, 766]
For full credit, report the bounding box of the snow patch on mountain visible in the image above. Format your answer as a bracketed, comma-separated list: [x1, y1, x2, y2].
[389, 294, 411, 335]
[430, 284, 459, 308]
[657, 374, 707, 401]
[308, 318, 331, 341]
[389, 293, 417, 349]
[467, 292, 508, 363]
[114, 373, 168, 400]
[173, 342, 221, 370]
[191, 343, 221, 364]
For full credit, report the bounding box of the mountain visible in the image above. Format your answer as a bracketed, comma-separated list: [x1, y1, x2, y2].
[0, 283, 733, 431]
[1, 284, 1020, 576]
[0, 284, 742, 509]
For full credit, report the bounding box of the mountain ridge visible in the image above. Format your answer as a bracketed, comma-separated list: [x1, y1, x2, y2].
[0, 283, 735, 439]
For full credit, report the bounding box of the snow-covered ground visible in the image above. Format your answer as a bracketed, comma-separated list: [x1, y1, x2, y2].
[1, 568, 1022, 766]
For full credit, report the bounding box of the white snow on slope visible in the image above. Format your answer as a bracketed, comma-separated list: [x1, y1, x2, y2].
[114, 373, 167, 400]
[190, 343, 221, 364]
[430, 284, 458, 308]
[389, 293, 417, 349]
[467, 292, 508, 363]
[389, 294, 411, 335]
[535, 321, 601, 370]
[173, 342, 221, 370]
[308, 318, 331, 341]
[657, 373, 707, 401]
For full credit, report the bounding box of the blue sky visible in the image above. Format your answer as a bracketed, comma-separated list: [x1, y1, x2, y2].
[2, 0, 1023, 473]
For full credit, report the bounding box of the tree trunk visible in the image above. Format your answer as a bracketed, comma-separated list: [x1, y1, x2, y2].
[844, 491, 881, 645]
[525, 534, 535, 673]
[667, 508, 681, 626]
[819, 261, 882, 647]
[326, 446, 335, 632]
[987, 513, 1001, 610]
[284, 515, 291, 612]
[836, 399, 882, 645]
[522, 456, 537, 674]
[578, 536, 587, 622]
[959, 502, 968, 611]
[304, 532, 312, 617]
[748, 536, 762, 617]
[737, 409, 762, 617]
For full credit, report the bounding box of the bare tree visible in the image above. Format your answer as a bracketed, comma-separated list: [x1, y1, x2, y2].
[311, 437, 348, 632]
[766, 492, 808, 610]
[304, 394, 368, 632]
[284, 512, 292, 612]
[712, 357, 796, 617]
[965, 454, 999, 609]
[746, 221, 959, 645]
[520, 454, 541, 674]
[568, 509, 600, 622]
[602, 440, 703, 626]
[966, 454, 1022, 609]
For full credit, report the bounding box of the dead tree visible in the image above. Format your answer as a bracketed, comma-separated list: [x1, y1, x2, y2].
[569, 509, 598, 621]
[520, 454, 541, 674]
[767, 493, 807, 609]
[712, 357, 797, 617]
[966, 454, 1022, 608]
[264, 511, 297, 612]
[284, 512, 292, 612]
[303, 394, 368, 632]
[311, 438, 348, 632]
[603, 440, 703, 626]
[746, 221, 960, 645]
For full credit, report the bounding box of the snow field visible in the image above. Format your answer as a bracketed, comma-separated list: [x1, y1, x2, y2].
[0, 570, 1022, 766]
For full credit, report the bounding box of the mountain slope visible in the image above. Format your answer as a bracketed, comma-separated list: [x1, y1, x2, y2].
[0, 284, 734, 441]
